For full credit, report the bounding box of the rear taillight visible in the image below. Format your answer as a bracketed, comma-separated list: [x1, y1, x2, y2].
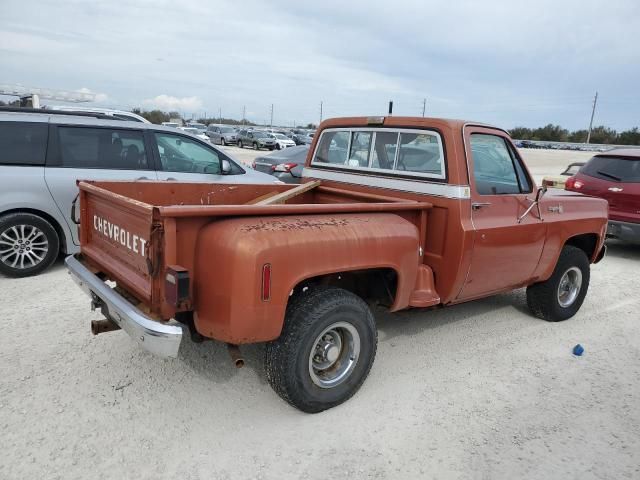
[261, 264, 271, 301]
[274, 162, 297, 173]
[165, 266, 190, 307]
[565, 176, 584, 190]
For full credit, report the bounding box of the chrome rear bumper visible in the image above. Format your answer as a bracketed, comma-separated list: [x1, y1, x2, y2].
[65, 255, 183, 358]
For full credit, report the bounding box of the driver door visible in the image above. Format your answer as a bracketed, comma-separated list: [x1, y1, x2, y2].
[458, 127, 546, 300]
[152, 131, 228, 183]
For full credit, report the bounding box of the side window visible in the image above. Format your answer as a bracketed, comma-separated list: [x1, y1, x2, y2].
[154, 132, 221, 174]
[315, 131, 349, 164]
[58, 127, 148, 169]
[0, 122, 48, 166]
[470, 134, 529, 195]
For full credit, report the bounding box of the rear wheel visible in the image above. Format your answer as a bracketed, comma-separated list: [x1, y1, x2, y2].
[253, 142, 259, 150]
[265, 287, 377, 413]
[238, 140, 243, 148]
[221, 137, 227, 146]
[0, 213, 59, 278]
[527, 245, 590, 321]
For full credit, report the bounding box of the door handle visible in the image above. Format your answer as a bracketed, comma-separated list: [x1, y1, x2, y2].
[471, 202, 491, 210]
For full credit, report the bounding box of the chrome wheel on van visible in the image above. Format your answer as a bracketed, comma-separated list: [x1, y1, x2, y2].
[0, 213, 59, 278]
[0, 224, 49, 270]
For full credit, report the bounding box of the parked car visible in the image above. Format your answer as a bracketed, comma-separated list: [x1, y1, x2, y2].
[0, 108, 278, 277]
[185, 122, 207, 132]
[269, 133, 296, 150]
[565, 149, 640, 243]
[45, 105, 150, 123]
[541, 162, 586, 189]
[292, 132, 314, 145]
[252, 145, 309, 182]
[66, 116, 607, 412]
[179, 126, 210, 142]
[237, 130, 276, 150]
[207, 125, 237, 146]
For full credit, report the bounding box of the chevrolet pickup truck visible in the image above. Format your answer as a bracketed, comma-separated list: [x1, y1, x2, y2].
[66, 116, 608, 413]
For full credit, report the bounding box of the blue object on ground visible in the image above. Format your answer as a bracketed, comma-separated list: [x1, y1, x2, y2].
[573, 344, 584, 356]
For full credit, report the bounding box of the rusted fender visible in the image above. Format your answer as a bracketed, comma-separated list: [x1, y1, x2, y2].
[193, 213, 421, 344]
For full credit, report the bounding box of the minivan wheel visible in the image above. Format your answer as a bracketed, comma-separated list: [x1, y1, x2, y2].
[221, 138, 227, 146]
[253, 142, 259, 150]
[526, 245, 590, 322]
[238, 140, 243, 148]
[0, 213, 60, 278]
[265, 287, 377, 413]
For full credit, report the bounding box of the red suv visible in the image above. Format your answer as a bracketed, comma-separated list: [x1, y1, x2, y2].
[566, 149, 640, 242]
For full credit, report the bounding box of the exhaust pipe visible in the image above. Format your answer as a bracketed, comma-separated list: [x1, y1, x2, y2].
[227, 343, 245, 368]
[91, 319, 121, 335]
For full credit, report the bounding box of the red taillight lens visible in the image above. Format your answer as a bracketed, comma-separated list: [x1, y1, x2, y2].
[565, 176, 584, 190]
[274, 162, 297, 173]
[261, 264, 271, 301]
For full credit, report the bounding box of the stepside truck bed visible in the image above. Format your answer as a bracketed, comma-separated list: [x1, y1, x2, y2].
[67, 180, 431, 356]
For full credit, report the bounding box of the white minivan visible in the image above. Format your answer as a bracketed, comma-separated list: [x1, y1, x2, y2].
[0, 108, 278, 277]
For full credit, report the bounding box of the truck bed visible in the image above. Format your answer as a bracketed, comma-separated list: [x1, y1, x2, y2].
[76, 180, 432, 320]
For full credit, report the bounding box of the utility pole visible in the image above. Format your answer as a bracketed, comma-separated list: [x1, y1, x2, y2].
[388, 101, 393, 115]
[319, 101, 323, 124]
[422, 98, 426, 117]
[270, 104, 274, 128]
[586, 91, 598, 144]
[242, 105, 246, 126]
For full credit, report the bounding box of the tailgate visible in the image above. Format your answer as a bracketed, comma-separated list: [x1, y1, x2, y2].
[78, 181, 159, 303]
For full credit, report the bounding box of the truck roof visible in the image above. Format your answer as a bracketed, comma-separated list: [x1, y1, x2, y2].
[317, 116, 502, 133]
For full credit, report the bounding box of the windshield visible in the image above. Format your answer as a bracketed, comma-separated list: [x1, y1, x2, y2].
[189, 123, 206, 130]
[581, 156, 640, 183]
[182, 128, 199, 134]
[220, 127, 234, 133]
[254, 132, 268, 138]
[274, 134, 287, 139]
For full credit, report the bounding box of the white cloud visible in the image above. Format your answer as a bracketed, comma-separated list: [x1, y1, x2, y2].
[143, 94, 203, 111]
[78, 87, 108, 103]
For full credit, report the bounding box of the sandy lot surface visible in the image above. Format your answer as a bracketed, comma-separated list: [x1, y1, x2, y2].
[2, 149, 639, 480]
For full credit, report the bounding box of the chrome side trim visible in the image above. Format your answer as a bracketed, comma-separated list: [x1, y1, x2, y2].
[65, 255, 183, 358]
[303, 167, 471, 199]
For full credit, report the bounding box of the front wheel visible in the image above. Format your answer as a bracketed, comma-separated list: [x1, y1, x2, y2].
[221, 138, 227, 146]
[238, 140, 243, 148]
[0, 213, 60, 277]
[253, 142, 259, 150]
[265, 287, 377, 413]
[527, 245, 590, 321]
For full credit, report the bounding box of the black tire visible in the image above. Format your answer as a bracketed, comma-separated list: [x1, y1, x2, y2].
[0, 212, 60, 278]
[221, 138, 226, 146]
[276, 143, 281, 150]
[527, 245, 590, 322]
[265, 287, 377, 413]
[253, 142, 259, 150]
[238, 140, 243, 148]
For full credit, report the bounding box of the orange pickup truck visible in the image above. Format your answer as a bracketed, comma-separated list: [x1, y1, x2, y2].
[66, 116, 608, 412]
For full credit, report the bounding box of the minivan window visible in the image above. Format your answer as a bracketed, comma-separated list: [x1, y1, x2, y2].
[0, 122, 48, 166]
[581, 156, 640, 183]
[58, 127, 148, 169]
[155, 132, 221, 174]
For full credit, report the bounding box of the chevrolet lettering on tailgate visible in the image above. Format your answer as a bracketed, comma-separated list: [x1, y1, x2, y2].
[93, 215, 147, 257]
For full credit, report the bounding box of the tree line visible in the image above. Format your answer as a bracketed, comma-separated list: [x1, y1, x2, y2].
[510, 124, 640, 145]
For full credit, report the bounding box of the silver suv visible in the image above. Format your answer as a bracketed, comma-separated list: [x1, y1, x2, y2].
[0, 108, 277, 277]
[207, 125, 237, 146]
[237, 129, 276, 150]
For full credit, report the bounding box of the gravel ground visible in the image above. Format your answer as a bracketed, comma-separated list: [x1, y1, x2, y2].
[1, 148, 639, 480]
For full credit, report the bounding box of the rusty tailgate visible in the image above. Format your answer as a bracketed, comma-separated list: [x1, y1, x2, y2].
[78, 181, 159, 303]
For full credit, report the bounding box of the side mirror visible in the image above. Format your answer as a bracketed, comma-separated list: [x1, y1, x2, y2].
[518, 186, 547, 223]
[221, 159, 231, 174]
[536, 185, 547, 201]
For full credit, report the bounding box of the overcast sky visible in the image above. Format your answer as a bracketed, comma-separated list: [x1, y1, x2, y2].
[1, 0, 638, 130]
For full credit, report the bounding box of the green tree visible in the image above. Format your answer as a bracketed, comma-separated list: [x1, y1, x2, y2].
[617, 127, 640, 146]
[510, 127, 533, 139]
[568, 130, 588, 143]
[588, 126, 618, 144]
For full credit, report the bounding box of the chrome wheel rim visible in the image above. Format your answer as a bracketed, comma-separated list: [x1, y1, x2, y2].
[308, 321, 360, 389]
[557, 266, 582, 308]
[0, 224, 49, 270]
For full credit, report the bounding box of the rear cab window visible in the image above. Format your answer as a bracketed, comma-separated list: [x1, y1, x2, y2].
[311, 128, 446, 180]
[581, 156, 640, 183]
[0, 122, 49, 166]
